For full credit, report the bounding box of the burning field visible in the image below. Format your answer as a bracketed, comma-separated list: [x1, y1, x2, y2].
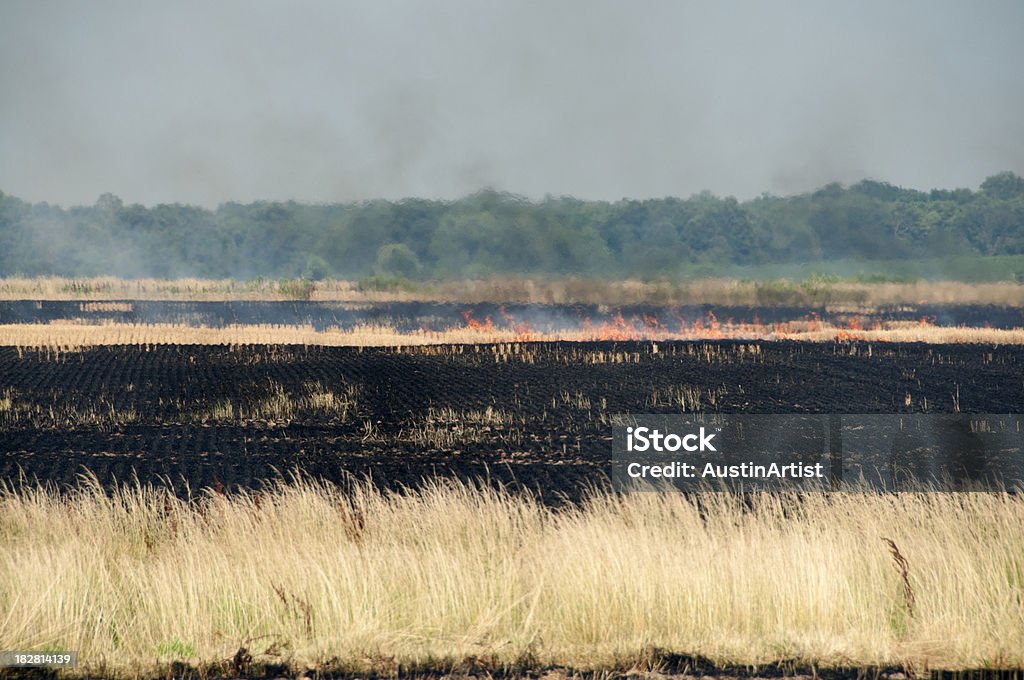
[2, 297, 1024, 676]
[2, 298, 1024, 346]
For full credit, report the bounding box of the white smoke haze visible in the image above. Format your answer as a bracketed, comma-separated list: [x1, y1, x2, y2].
[1, 0, 1022, 207]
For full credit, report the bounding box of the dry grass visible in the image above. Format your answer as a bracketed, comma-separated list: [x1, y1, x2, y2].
[1, 275, 1022, 307]
[0, 477, 1022, 676]
[646, 384, 729, 411]
[786, 326, 1024, 344]
[405, 407, 522, 448]
[0, 276, 333, 301]
[0, 322, 550, 349]
[195, 381, 359, 425]
[2, 319, 1024, 348]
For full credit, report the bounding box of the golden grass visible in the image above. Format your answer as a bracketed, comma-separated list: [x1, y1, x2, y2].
[194, 381, 359, 425]
[788, 326, 1024, 344]
[1, 275, 1022, 307]
[0, 322, 546, 349]
[0, 276, 330, 302]
[2, 320, 1024, 348]
[646, 384, 728, 411]
[1, 477, 1022, 676]
[406, 407, 523, 448]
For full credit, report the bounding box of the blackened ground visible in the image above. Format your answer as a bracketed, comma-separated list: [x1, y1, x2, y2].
[1, 341, 1020, 499]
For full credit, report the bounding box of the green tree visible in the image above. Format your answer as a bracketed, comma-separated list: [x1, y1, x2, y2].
[374, 243, 422, 278]
[980, 172, 1024, 200]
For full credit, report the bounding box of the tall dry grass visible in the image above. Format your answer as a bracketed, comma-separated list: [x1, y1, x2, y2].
[3, 320, 1024, 348]
[1, 275, 1022, 307]
[0, 322, 547, 348]
[1, 477, 1022, 676]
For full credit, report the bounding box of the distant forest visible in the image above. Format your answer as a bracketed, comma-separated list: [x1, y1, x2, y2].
[1, 172, 1023, 281]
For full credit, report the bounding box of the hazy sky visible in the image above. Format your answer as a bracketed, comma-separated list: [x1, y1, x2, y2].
[2, 0, 1023, 207]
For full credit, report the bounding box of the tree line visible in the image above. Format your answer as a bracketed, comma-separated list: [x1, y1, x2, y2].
[1, 172, 1022, 280]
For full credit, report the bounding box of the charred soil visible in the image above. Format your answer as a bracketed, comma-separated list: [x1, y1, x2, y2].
[1, 341, 1020, 499]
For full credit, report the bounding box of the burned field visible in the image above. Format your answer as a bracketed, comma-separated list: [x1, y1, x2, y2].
[2, 340, 1020, 498]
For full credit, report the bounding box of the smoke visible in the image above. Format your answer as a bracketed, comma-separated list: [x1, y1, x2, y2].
[1, 0, 1022, 208]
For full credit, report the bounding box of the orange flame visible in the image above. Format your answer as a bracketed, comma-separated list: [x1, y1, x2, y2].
[498, 305, 537, 341]
[582, 311, 636, 341]
[461, 310, 494, 332]
[438, 307, 961, 343]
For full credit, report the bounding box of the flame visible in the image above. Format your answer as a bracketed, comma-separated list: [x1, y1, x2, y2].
[498, 305, 537, 341]
[443, 307, 975, 343]
[589, 312, 634, 341]
[461, 310, 493, 332]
